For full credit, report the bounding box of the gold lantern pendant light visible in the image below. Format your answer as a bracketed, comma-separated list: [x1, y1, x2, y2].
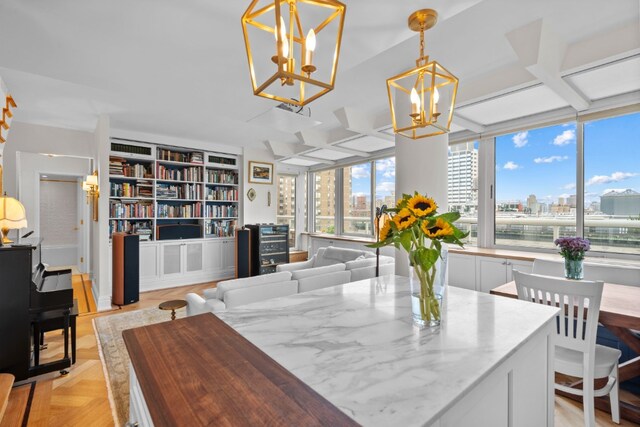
[241, 0, 346, 107]
[387, 9, 458, 139]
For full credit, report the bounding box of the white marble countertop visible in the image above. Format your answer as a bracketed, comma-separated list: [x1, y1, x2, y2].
[216, 275, 559, 426]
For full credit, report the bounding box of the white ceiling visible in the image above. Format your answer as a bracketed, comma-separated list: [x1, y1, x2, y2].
[0, 0, 638, 159]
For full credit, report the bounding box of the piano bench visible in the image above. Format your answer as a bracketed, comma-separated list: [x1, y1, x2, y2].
[31, 300, 79, 367]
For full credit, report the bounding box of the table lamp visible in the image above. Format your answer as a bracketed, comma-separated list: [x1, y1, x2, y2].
[0, 193, 27, 245]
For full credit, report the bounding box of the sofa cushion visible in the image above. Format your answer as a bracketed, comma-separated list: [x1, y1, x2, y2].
[322, 246, 371, 263]
[216, 271, 293, 300]
[224, 280, 299, 308]
[345, 255, 394, 270]
[298, 270, 352, 293]
[204, 298, 227, 312]
[291, 263, 346, 280]
[350, 262, 395, 282]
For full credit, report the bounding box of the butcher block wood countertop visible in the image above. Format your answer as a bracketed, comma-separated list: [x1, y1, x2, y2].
[122, 313, 358, 427]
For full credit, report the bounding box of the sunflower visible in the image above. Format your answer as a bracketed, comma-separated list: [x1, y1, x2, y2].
[392, 208, 417, 230]
[421, 218, 454, 238]
[407, 195, 437, 217]
[379, 218, 392, 241]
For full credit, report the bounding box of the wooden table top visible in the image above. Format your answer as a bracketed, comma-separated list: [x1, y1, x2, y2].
[491, 281, 640, 330]
[158, 299, 187, 311]
[123, 313, 359, 427]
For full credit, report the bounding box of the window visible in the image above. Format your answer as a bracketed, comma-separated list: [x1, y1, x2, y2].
[448, 141, 478, 244]
[310, 157, 395, 237]
[276, 174, 296, 247]
[495, 122, 577, 248]
[375, 157, 396, 210]
[314, 169, 336, 233]
[583, 112, 640, 254]
[343, 162, 372, 235]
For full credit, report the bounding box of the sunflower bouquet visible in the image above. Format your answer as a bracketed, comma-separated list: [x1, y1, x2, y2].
[369, 192, 468, 326]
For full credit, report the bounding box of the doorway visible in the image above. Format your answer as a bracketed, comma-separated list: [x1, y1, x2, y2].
[38, 174, 89, 273]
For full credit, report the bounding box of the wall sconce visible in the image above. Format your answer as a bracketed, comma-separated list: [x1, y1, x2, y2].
[82, 171, 99, 221]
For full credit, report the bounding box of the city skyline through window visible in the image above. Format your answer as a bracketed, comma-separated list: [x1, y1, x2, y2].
[584, 112, 640, 252]
[495, 122, 578, 247]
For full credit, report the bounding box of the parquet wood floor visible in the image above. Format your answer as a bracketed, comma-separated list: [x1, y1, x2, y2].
[2, 280, 638, 426]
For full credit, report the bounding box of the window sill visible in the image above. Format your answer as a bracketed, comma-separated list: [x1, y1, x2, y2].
[450, 246, 640, 267]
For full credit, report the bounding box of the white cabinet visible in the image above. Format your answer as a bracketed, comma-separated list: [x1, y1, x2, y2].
[139, 243, 158, 280]
[203, 238, 234, 273]
[449, 253, 533, 294]
[161, 241, 204, 277]
[448, 253, 476, 290]
[221, 238, 234, 270]
[477, 257, 533, 293]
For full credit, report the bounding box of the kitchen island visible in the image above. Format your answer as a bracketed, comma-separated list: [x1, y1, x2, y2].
[125, 275, 559, 426]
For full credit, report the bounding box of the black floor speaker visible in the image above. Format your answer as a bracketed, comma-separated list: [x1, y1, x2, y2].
[112, 233, 140, 305]
[236, 229, 251, 278]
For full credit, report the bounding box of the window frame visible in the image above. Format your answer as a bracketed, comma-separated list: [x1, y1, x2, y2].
[481, 108, 640, 259]
[309, 155, 395, 239]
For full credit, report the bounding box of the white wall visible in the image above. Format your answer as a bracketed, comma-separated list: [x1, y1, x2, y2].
[16, 152, 91, 241]
[242, 147, 277, 225]
[3, 121, 94, 198]
[92, 115, 111, 311]
[395, 132, 449, 276]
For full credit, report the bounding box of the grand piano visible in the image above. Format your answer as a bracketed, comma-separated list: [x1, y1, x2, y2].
[0, 239, 74, 380]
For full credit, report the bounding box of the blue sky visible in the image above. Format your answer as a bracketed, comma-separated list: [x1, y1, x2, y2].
[348, 158, 396, 201]
[496, 112, 640, 206]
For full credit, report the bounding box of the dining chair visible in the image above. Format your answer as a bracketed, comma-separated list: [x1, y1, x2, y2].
[512, 270, 621, 427]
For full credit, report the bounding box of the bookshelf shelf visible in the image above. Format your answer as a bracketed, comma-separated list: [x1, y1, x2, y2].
[109, 140, 239, 240]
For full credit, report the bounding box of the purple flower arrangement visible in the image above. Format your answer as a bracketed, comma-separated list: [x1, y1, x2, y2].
[554, 237, 590, 261]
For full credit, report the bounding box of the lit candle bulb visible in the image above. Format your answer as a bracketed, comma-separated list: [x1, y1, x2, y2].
[302, 29, 317, 74]
[433, 87, 441, 121]
[433, 87, 440, 114]
[272, 17, 289, 65]
[410, 88, 421, 116]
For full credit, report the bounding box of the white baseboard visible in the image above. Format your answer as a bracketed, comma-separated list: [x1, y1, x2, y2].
[92, 280, 113, 312]
[139, 269, 234, 293]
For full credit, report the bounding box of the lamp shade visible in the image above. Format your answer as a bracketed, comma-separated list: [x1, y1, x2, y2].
[85, 174, 98, 187]
[0, 195, 27, 230]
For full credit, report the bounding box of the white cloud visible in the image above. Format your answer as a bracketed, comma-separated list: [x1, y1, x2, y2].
[552, 129, 575, 146]
[376, 181, 395, 193]
[350, 165, 370, 179]
[534, 155, 568, 164]
[562, 183, 576, 190]
[503, 161, 520, 170]
[376, 158, 396, 178]
[512, 131, 528, 148]
[586, 171, 638, 186]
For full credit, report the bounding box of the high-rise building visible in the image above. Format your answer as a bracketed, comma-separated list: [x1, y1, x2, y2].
[601, 189, 640, 215]
[567, 194, 577, 208]
[315, 170, 338, 233]
[448, 142, 478, 212]
[526, 194, 538, 215]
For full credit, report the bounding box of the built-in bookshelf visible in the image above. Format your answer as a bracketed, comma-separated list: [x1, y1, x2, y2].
[108, 139, 240, 241]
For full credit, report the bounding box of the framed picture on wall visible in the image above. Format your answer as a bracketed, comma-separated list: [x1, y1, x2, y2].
[248, 161, 273, 184]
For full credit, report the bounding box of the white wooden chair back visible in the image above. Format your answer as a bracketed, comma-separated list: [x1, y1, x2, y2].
[513, 270, 603, 353]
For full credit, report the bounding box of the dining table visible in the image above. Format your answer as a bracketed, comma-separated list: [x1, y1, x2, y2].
[491, 280, 640, 424]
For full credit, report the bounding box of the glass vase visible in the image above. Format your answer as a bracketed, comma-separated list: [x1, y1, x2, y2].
[409, 246, 448, 328]
[564, 258, 584, 280]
